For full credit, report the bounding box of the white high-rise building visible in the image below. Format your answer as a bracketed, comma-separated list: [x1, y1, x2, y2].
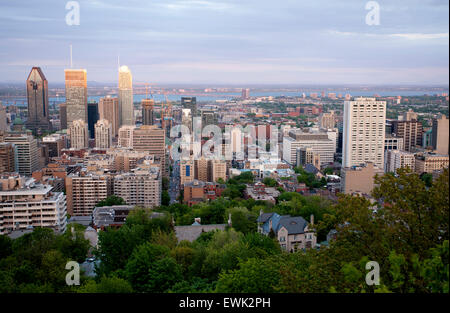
[95, 119, 112, 149]
[69, 119, 89, 149]
[118, 65, 134, 126]
[342, 97, 386, 169]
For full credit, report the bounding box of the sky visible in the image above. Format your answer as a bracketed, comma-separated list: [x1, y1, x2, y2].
[0, 0, 448, 85]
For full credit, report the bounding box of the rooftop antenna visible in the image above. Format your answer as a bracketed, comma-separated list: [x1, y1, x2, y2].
[70, 44, 73, 68]
[118, 55, 120, 70]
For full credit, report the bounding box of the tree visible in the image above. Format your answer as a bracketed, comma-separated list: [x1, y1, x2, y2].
[96, 195, 126, 207]
[216, 257, 281, 293]
[78, 276, 133, 293]
[228, 207, 257, 234]
[161, 190, 170, 206]
[263, 177, 278, 187]
[125, 242, 182, 292]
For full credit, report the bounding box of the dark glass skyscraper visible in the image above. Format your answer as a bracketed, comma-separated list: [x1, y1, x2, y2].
[26, 67, 52, 135]
[181, 97, 197, 117]
[87, 101, 99, 139]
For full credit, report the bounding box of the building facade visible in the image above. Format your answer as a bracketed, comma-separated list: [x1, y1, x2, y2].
[114, 168, 161, 208]
[99, 96, 120, 137]
[69, 119, 89, 149]
[343, 97, 386, 169]
[65, 69, 88, 128]
[25, 67, 52, 135]
[95, 119, 113, 149]
[0, 176, 67, 235]
[118, 65, 134, 126]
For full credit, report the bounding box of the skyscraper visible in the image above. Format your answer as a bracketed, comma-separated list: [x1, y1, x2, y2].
[132, 125, 167, 176]
[142, 98, 154, 126]
[432, 114, 449, 155]
[391, 119, 423, 152]
[0, 102, 7, 132]
[118, 65, 134, 126]
[182, 109, 192, 133]
[241, 88, 250, 100]
[181, 97, 197, 117]
[25, 67, 52, 135]
[4, 133, 40, 176]
[65, 69, 87, 128]
[99, 96, 119, 137]
[59, 103, 67, 130]
[95, 119, 112, 149]
[87, 101, 99, 139]
[342, 97, 386, 169]
[201, 110, 217, 127]
[69, 119, 89, 149]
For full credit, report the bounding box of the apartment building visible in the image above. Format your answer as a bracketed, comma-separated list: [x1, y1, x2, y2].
[342, 98, 386, 169]
[4, 133, 40, 176]
[65, 171, 112, 216]
[0, 176, 67, 235]
[113, 167, 161, 208]
[385, 150, 416, 173]
[414, 153, 449, 174]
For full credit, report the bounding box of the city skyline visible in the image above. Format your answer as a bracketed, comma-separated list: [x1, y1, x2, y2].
[0, 0, 448, 85]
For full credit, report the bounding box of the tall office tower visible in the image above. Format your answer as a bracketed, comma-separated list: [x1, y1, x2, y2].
[99, 96, 120, 137]
[95, 119, 112, 149]
[25, 67, 52, 135]
[142, 99, 155, 126]
[342, 97, 386, 169]
[132, 125, 167, 176]
[114, 167, 161, 208]
[432, 115, 449, 155]
[118, 125, 135, 148]
[65, 69, 87, 128]
[318, 111, 335, 129]
[241, 88, 250, 100]
[118, 65, 134, 126]
[180, 158, 195, 185]
[87, 101, 99, 139]
[66, 172, 111, 216]
[391, 119, 423, 152]
[0, 176, 67, 235]
[0, 102, 7, 132]
[0, 142, 16, 173]
[181, 97, 197, 117]
[4, 133, 40, 176]
[182, 108, 192, 132]
[59, 103, 67, 130]
[211, 159, 227, 182]
[201, 110, 217, 127]
[69, 119, 89, 149]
